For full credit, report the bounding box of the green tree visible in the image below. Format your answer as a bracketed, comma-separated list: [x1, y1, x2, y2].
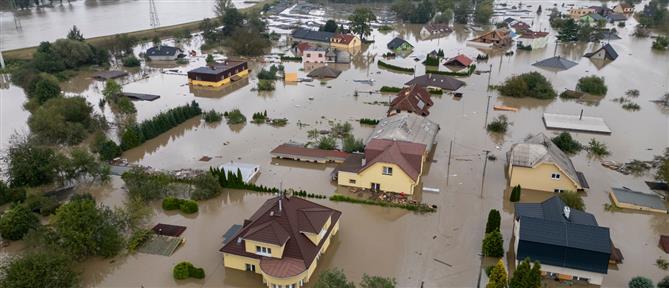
[63, 148, 110, 183]
[482, 230, 504, 257]
[214, 0, 233, 20]
[360, 274, 396, 288]
[321, 19, 338, 32]
[657, 276, 669, 288]
[0, 252, 78, 288]
[28, 96, 95, 145]
[509, 258, 541, 288]
[343, 135, 364, 153]
[411, 0, 435, 23]
[559, 191, 585, 211]
[509, 185, 521, 202]
[190, 173, 222, 200]
[656, 148, 669, 183]
[348, 8, 376, 40]
[51, 38, 95, 69]
[496, 72, 557, 99]
[551, 132, 582, 154]
[392, 0, 415, 22]
[487, 259, 508, 288]
[206, 54, 215, 64]
[102, 79, 122, 101]
[485, 209, 501, 233]
[32, 75, 62, 105]
[152, 35, 161, 47]
[32, 42, 66, 73]
[453, 0, 471, 24]
[221, 7, 245, 36]
[586, 138, 609, 157]
[113, 33, 138, 55]
[6, 135, 61, 187]
[121, 167, 174, 201]
[317, 136, 337, 150]
[557, 19, 579, 41]
[50, 197, 124, 259]
[628, 276, 654, 288]
[313, 269, 356, 288]
[576, 76, 607, 95]
[0, 205, 39, 240]
[67, 25, 85, 41]
[434, 10, 453, 24]
[226, 27, 271, 56]
[474, 0, 494, 24]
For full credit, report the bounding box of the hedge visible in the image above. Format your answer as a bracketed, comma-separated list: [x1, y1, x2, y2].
[359, 118, 380, 125]
[380, 86, 402, 93]
[173, 262, 205, 280]
[161, 197, 198, 214]
[281, 56, 302, 61]
[377, 60, 415, 73]
[425, 64, 476, 77]
[329, 194, 436, 213]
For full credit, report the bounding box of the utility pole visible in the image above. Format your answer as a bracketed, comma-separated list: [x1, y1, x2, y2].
[480, 150, 490, 199]
[446, 140, 453, 186]
[486, 63, 492, 91]
[149, 0, 160, 30]
[483, 95, 491, 128]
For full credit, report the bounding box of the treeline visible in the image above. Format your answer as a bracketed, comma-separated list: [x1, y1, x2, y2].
[200, 0, 271, 56]
[210, 167, 278, 193]
[120, 101, 202, 150]
[378, 60, 415, 73]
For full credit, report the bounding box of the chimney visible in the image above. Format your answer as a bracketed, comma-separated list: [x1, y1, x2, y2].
[563, 206, 571, 220]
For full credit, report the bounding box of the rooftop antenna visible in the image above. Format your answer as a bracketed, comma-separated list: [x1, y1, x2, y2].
[149, 0, 160, 30]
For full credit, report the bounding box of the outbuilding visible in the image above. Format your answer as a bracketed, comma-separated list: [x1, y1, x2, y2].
[146, 45, 183, 61]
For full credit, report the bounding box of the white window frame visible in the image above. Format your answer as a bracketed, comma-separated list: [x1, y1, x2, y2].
[551, 173, 560, 180]
[256, 246, 272, 256]
[382, 166, 393, 175]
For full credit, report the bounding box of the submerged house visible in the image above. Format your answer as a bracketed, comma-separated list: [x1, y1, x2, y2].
[609, 187, 668, 214]
[303, 47, 328, 63]
[443, 54, 473, 69]
[569, 7, 597, 19]
[330, 34, 361, 49]
[419, 23, 453, 39]
[613, 3, 634, 14]
[146, 45, 183, 61]
[290, 28, 334, 45]
[507, 133, 588, 193]
[580, 13, 606, 26]
[517, 31, 549, 49]
[405, 74, 466, 91]
[584, 43, 618, 61]
[187, 61, 249, 87]
[467, 28, 512, 48]
[388, 85, 433, 116]
[513, 196, 612, 285]
[387, 37, 414, 52]
[367, 113, 439, 153]
[220, 196, 341, 288]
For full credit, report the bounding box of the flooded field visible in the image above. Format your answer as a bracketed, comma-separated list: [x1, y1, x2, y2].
[1, 1, 668, 287]
[0, 0, 254, 50]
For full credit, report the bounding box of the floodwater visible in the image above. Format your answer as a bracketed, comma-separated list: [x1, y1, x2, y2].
[0, 0, 254, 50]
[1, 0, 669, 287]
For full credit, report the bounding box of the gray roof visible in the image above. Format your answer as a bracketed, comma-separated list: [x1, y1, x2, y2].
[508, 133, 584, 188]
[611, 187, 667, 211]
[606, 13, 627, 21]
[387, 37, 412, 50]
[291, 28, 334, 43]
[585, 43, 619, 60]
[515, 196, 611, 274]
[405, 74, 466, 91]
[367, 113, 439, 152]
[533, 56, 579, 70]
[306, 66, 341, 78]
[146, 45, 181, 56]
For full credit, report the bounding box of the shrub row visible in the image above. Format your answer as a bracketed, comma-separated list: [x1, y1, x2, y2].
[121, 101, 202, 150]
[359, 118, 380, 125]
[379, 86, 402, 93]
[377, 60, 415, 73]
[162, 197, 199, 214]
[329, 194, 436, 213]
[280, 56, 302, 61]
[291, 190, 327, 199]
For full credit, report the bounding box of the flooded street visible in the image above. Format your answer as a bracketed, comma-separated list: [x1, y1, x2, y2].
[0, 0, 254, 50]
[1, 0, 668, 287]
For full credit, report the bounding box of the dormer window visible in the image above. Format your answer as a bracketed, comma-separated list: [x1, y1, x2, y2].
[255, 245, 272, 256]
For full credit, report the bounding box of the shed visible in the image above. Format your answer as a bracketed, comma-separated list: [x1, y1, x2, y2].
[387, 37, 413, 51]
[152, 223, 187, 237]
[284, 72, 298, 82]
[219, 162, 260, 183]
[444, 54, 473, 68]
[584, 43, 618, 61]
[609, 187, 667, 213]
[146, 45, 183, 61]
[121, 92, 160, 101]
[533, 56, 578, 70]
[307, 66, 341, 79]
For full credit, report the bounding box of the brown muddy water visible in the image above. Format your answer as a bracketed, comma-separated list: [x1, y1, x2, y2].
[1, 1, 669, 286]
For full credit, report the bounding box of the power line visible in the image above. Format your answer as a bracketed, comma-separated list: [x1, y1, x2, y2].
[149, 0, 160, 30]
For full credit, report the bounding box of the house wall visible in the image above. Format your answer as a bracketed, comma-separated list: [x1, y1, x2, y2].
[303, 50, 326, 63]
[302, 216, 332, 245]
[590, 49, 608, 60]
[189, 69, 249, 87]
[609, 191, 668, 213]
[223, 252, 261, 274]
[509, 163, 579, 192]
[519, 37, 548, 49]
[513, 219, 605, 286]
[337, 162, 418, 194]
[569, 8, 596, 19]
[331, 37, 361, 49]
[148, 54, 178, 61]
[244, 239, 286, 258]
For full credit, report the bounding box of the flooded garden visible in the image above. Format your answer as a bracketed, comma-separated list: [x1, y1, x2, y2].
[0, 0, 668, 287]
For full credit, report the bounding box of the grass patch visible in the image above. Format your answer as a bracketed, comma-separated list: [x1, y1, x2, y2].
[280, 55, 302, 62]
[329, 194, 436, 213]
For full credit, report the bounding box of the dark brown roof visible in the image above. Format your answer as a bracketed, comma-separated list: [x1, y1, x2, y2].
[244, 220, 291, 246]
[388, 85, 433, 116]
[152, 223, 187, 237]
[220, 196, 342, 277]
[405, 74, 466, 91]
[271, 143, 350, 161]
[362, 139, 426, 181]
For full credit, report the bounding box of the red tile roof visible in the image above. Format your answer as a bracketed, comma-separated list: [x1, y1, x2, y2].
[445, 54, 473, 67]
[220, 196, 342, 277]
[331, 34, 356, 45]
[511, 21, 531, 32]
[362, 139, 426, 181]
[388, 85, 433, 116]
[271, 143, 350, 161]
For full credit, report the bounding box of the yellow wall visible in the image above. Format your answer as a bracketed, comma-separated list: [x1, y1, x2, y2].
[331, 36, 361, 49]
[302, 216, 331, 245]
[244, 239, 286, 258]
[189, 69, 249, 87]
[509, 162, 579, 192]
[337, 162, 418, 194]
[223, 253, 261, 274]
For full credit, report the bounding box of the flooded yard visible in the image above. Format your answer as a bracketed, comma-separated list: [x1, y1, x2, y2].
[1, 0, 668, 287]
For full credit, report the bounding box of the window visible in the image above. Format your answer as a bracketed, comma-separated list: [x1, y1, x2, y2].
[551, 173, 560, 180]
[256, 246, 261, 253]
[306, 53, 311, 57]
[245, 264, 256, 272]
[383, 166, 393, 175]
[318, 53, 323, 57]
[371, 183, 381, 191]
[349, 179, 356, 184]
[554, 189, 564, 193]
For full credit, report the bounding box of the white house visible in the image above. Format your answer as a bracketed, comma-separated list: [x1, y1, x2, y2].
[517, 31, 549, 49]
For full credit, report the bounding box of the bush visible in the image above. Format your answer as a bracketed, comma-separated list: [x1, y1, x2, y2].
[482, 230, 504, 257]
[622, 102, 641, 111]
[162, 197, 181, 210]
[317, 136, 337, 150]
[116, 96, 137, 114]
[487, 115, 510, 133]
[576, 76, 607, 96]
[24, 195, 60, 216]
[587, 138, 609, 157]
[28, 96, 95, 145]
[173, 262, 205, 280]
[31, 75, 62, 105]
[552, 132, 582, 154]
[496, 72, 557, 99]
[380, 86, 402, 93]
[127, 229, 153, 252]
[0, 205, 39, 240]
[257, 65, 279, 80]
[423, 56, 439, 66]
[343, 135, 364, 153]
[485, 209, 501, 233]
[658, 276, 669, 288]
[203, 110, 223, 123]
[99, 140, 122, 161]
[257, 79, 275, 91]
[252, 111, 267, 124]
[510, 185, 521, 202]
[224, 108, 246, 124]
[179, 200, 199, 214]
[359, 118, 380, 125]
[0, 252, 78, 288]
[628, 276, 654, 288]
[190, 173, 222, 201]
[559, 90, 583, 99]
[559, 191, 585, 211]
[122, 55, 141, 67]
[0, 181, 27, 205]
[652, 36, 669, 50]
